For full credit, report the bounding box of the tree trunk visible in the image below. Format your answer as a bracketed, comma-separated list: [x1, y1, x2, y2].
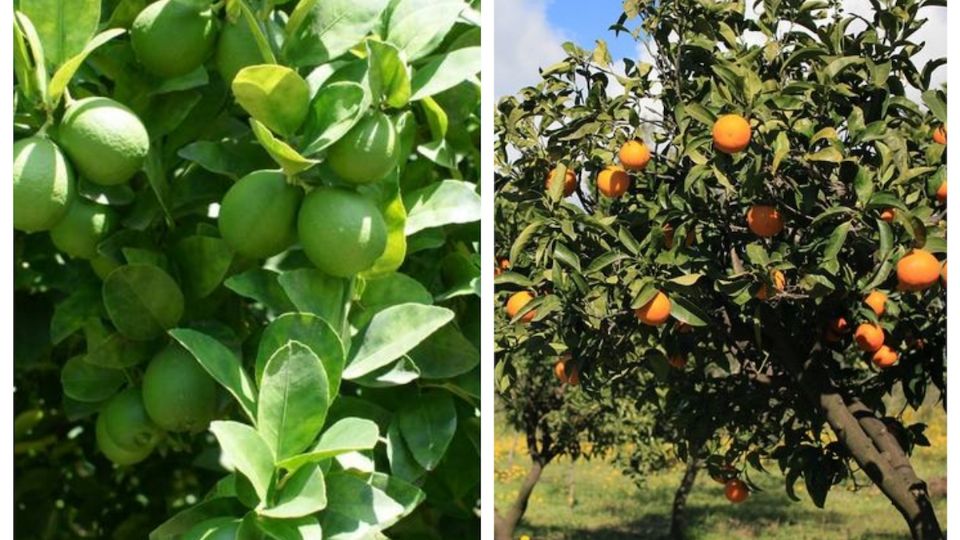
[494, 459, 546, 540]
[759, 310, 943, 540]
[669, 454, 700, 540]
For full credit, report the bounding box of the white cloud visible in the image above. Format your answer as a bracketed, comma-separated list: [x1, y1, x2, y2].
[494, 0, 568, 98]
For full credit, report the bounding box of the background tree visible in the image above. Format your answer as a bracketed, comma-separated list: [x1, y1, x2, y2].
[495, 0, 946, 538]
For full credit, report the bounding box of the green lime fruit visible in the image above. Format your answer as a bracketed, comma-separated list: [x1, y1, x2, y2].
[49, 199, 117, 259]
[142, 344, 217, 433]
[215, 19, 262, 84]
[298, 187, 387, 277]
[131, 0, 219, 79]
[58, 97, 149, 186]
[325, 112, 398, 184]
[13, 137, 75, 232]
[218, 170, 303, 259]
[96, 412, 155, 466]
[100, 387, 163, 454]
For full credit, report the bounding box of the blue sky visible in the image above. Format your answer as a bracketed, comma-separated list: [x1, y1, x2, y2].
[542, 1, 639, 62]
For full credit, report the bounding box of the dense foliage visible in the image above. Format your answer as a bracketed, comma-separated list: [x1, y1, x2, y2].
[14, 0, 481, 538]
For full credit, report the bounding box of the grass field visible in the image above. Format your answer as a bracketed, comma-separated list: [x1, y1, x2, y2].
[495, 397, 946, 540]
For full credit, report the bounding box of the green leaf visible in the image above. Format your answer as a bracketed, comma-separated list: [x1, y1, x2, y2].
[224, 268, 296, 313]
[102, 264, 184, 341]
[48, 29, 125, 107]
[321, 472, 424, 536]
[250, 119, 319, 176]
[344, 304, 454, 379]
[300, 82, 366, 156]
[233, 65, 310, 138]
[258, 341, 330, 462]
[209, 421, 275, 503]
[173, 236, 234, 299]
[50, 286, 101, 345]
[804, 147, 843, 163]
[360, 174, 408, 279]
[170, 329, 258, 423]
[419, 97, 448, 141]
[277, 269, 351, 333]
[408, 324, 479, 379]
[84, 324, 151, 368]
[254, 515, 323, 540]
[14, 12, 48, 104]
[553, 242, 581, 272]
[283, 0, 389, 67]
[148, 499, 247, 540]
[403, 180, 481, 234]
[277, 417, 380, 472]
[396, 391, 457, 470]
[60, 356, 124, 403]
[21, 0, 100, 67]
[771, 131, 790, 174]
[822, 221, 851, 260]
[669, 295, 711, 326]
[386, 0, 465, 61]
[386, 422, 425, 482]
[410, 47, 480, 101]
[921, 90, 946, 123]
[367, 39, 411, 108]
[255, 313, 345, 396]
[825, 56, 864, 79]
[261, 464, 327, 518]
[178, 139, 275, 180]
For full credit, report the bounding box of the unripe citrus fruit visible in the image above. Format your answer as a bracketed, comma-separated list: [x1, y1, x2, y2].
[597, 165, 630, 198]
[619, 140, 651, 171]
[546, 167, 576, 196]
[218, 170, 302, 259]
[506, 291, 536, 323]
[864, 291, 886, 317]
[132, 0, 218, 79]
[635, 291, 671, 326]
[90, 255, 121, 280]
[325, 112, 398, 184]
[58, 97, 149, 186]
[96, 409, 155, 466]
[13, 137, 75, 232]
[215, 19, 261, 84]
[896, 249, 940, 291]
[724, 479, 749, 503]
[933, 124, 946, 145]
[712, 114, 751, 154]
[49, 199, 117, 259]
[756, 270, 786, 300]
[880, 208, 895, 222]
[936, 181, 946, 203]
[854, 323, 884, 352]
[746, 205, 783, 237]
[298, 187, 387, 276]
[872, 345, 898, 368]
[142, 344, 218, 433]
[101, 387, 164, 451]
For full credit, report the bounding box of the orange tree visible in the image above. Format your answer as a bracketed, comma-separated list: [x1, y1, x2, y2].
[494, 0, 946, 538]
[493, 348, 667, 540]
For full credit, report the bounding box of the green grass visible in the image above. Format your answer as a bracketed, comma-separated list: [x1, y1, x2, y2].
[495, 403, 946, 540]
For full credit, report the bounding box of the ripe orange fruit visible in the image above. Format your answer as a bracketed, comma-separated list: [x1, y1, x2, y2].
[896, 249, 941, 292]
[933, 124, 947, 145]
[635, 291, 671, 326]
[546, 167, 577, 197]
[828, 317, 849, 335]
[619, 140, 651, 171]
[936, 181, 946, 203]
[880, 208, 895, 222]
[854, 323, 884, 352]
[864, 291, 887, 317]
[941, 261, 947, 288]
[756, 270, 786, 300]
[597, 165, 630, 198]
[506, 291, 536, 323]
[554, 354, 580, 386]
[724, 479, 749, 503]
[712, 114, 752, 154]
[872, 345, 898, 368]
[746, 205, 783, 237]
[494, 258, 510, 277]
[668, 354, 687, 369]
